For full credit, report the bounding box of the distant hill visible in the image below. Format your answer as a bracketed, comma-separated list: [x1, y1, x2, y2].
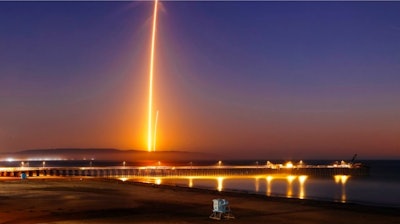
[0, 148, 216, 162]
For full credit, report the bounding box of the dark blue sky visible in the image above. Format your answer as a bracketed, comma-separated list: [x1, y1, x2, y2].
[0, 2, 399, 159]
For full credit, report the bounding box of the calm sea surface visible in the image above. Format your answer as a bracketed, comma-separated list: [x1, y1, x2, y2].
[143, 160, 400, 208]
[1, 160, 399, 207]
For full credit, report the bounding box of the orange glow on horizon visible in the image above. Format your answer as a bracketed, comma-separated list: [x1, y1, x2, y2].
[147, 0, 158, 152]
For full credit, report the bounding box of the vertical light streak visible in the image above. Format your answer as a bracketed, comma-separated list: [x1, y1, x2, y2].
[153, 110, 159, 151]
[298, 175, 308, 199]
[341, 184, 347, 203]
[147, 0, 158, 152]
[188, 178, 193, 188]
[266, 176, 273, 196]
[254, 177, 260, 192]
[217, 177, 224, 192]
[286, 175, 295, 198]
[334, 175, 349, 203]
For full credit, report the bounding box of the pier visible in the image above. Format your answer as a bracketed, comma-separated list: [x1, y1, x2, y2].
[0, 165, 369, 178]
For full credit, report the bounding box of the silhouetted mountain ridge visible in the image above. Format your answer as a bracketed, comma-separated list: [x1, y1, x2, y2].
[1, 148, 215, 162]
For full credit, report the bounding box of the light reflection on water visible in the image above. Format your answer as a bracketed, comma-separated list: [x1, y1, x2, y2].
[125, 175, 348, 201]
[334, 175, 349, 203]
[124, 174, 400, 207]
[217, 177, 224, 192]
[298, 175, 307, 199]
[123, 174, 399, 207]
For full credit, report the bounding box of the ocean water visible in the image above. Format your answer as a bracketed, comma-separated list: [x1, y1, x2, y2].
[1, 160, 399, 207]
[138, 160, 400, 208]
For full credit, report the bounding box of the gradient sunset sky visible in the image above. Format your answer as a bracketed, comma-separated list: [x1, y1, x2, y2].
[0, 1, 399, 159]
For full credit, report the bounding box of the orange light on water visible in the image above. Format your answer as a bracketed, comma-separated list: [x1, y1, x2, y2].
[334, 175, 350, 184]
[334, 175, 349, 202]
[298, 175, 308, 184]
[286, 175, 296, 198]
[255, 177, 260, 192]
[340, 175, 349, 184]
[286, 175, 296, 183]
[266, 176, 273, 196]
[188, 178, 193, 188]
[217, 177, 224, 192]
[298, 175, 308, 199]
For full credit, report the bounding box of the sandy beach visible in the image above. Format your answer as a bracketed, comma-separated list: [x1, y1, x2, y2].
[0, 178, 399, 224]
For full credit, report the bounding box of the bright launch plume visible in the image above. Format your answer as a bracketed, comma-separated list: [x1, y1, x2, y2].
[147, 0, 158, 152]
[153, 110, 159, 151]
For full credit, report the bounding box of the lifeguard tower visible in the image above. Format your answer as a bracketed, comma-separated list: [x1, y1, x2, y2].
[209, 199, 235, 220]
[20, 172, 27, 180]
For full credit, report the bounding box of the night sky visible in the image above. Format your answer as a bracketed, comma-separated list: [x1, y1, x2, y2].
[1, 1, 399, 159]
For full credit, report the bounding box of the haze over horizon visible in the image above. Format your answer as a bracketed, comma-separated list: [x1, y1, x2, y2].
[1, 2, 399, 159]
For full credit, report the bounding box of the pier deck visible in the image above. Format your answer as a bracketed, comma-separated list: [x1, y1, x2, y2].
[0, 165, 369, 178]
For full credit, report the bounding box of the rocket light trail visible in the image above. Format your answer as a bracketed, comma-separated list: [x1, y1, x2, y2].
[153, 110, 159, 151]
[147, 0, 158, 152]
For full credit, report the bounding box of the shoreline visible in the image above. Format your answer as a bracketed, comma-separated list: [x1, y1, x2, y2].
[120, 179, 400, 212]
[0, 178, 399, 223]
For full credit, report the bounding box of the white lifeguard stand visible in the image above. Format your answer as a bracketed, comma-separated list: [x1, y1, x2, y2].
[209, 199, 235, 220]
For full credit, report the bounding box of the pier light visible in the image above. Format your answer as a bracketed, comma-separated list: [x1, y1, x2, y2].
[218, 161, 222, 167]
[266, 161, 273, 168]
[334, 175, 350, 184]
[285, 162, 293, 168]
[123, 161, 126, 167]
[42, 161, 46, 168]
[334, 175, 340, 184]
[155, 178, 162, 185]
[286, 175, 296, 183]
[340, 175, 349, 184]
[21, 161, 24, 167]
[298, 175, 308, 184]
